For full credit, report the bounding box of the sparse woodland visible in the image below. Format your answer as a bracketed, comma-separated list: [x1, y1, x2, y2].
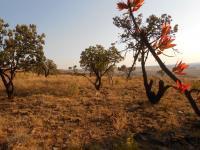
[0, 0, 200, 149]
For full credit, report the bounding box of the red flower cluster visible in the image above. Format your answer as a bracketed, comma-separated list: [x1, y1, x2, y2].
[117, 0, 144, 12]
[173, 61, 190, 93]
[117, 2, 128, 10]
[175, 80, 190, 93]
[161, 23, 171, 36]
[158, 22, 190, 94]
[172, 61, 189, 75]
[157, 36, 176, 53]
[154, 23, 176, 54]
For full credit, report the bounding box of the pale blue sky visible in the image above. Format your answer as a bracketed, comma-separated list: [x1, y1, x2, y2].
[0, 0, 199, 68]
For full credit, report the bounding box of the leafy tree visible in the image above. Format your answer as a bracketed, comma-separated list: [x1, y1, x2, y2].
[80, 44, 123, 90]
[118, 64, 136, 78]
[73, 65, 77, 73]
[44, 59, 57, 76]
[118, 65, 127, 72]
[0, 19, 45, 98]
[33, 58, 57, 77]
[106, 65, 117, 86]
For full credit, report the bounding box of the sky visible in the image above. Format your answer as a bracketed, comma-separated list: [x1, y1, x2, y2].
[0, 0, 199, 69]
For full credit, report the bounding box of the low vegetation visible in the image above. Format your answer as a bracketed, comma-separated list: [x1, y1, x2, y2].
[0, 73, 200, 149]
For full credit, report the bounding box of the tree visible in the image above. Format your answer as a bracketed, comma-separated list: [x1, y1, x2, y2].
[157, 69, 165, 77]
[118, 64, 136, 78]
[73, 65, 77, 74]
[114, 13, 178, 103]
[45, 59, 57, 77]
[115, 0, 200, 116]
[106, 65, 116, 86]
[118, 65, 127, 72]
[0, 19, 45, 98]
[80, 44, 123, 90]
[33, 58, 57, 77]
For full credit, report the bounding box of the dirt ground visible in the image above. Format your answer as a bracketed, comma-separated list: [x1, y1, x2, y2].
[0, 74, 200, 149]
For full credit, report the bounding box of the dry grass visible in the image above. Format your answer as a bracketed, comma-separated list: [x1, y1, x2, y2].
[192, 79, 200, 89]
[0, 73, 200, 149]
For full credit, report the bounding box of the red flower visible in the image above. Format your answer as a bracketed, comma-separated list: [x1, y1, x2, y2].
[117, 0, 144, 11]
[117, 2, 128, 11]
[175, 80, 190, 93]
[156, 35, 176, 52]
[161, 23, 171, 36]
[131, 0, 144, 12]
[153, 22, 176, 54]
[172, 61, 189, 75]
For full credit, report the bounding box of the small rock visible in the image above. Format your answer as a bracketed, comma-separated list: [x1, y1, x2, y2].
[177, 110, 184, 114]
[52, 147, 59, 150]
[127, 104, 140, 112]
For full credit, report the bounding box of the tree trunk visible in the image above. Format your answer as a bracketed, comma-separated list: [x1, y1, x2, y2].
[44, 68, 49, 77]
[141, 51, 170, 104]
[95, 76, 101, 90]
[108, 76, 113, 86]
[0, 73, 14, 99]
[6, 81, 14, 99]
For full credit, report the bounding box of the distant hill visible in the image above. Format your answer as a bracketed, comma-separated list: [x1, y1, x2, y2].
[188, 62, 200, 67]
[136, 62, 200, 77]
[58, 62, 200, 78]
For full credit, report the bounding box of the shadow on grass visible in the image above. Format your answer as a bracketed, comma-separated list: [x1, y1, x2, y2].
[82, 122, 200, 150]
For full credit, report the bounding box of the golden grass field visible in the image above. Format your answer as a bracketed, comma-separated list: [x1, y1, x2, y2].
[0, 73, 200, 149]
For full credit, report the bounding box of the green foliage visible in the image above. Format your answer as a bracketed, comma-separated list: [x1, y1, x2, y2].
[80, 45, 123, 75]
[0, 19, 9, 66]
[45, 59, 57, 74]
[118, 65, 128, 72]
[33, 58, 57, 77]
[118, 64, 136, 78]
[0, 24, 45, 71]
[113, 13, 178, 61]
